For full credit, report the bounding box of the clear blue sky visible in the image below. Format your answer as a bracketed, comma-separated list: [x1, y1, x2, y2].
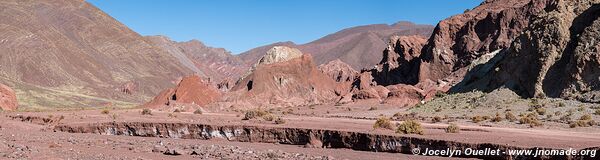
[87, 0, 482, 54]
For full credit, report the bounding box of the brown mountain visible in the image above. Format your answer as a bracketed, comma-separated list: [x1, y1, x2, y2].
[456, 0, 600, 102]
[238, 22, 434, 70]
[0, 0, 194, 109]
[146, 36, 248, 82]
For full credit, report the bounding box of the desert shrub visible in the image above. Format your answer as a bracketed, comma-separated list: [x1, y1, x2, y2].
[595, 109, 600, 115]
[368, 107, 378, 111]
[435, 91, 447, 98]
[242, 109, 269, 120]
[519, 112, 542, 127]
[432, 116, 442, 123]
[173, 109, 181, 113]
[262, 114, 276, 121]
[141, 109, 152, 115]
[193, 109, 203, 114]
[505, 112, 517, 122]
[396, 120, 424, 135]
[570, 115, 597, 128]
[274, 118, 286, 124]
[168, 113, 176, 118]
[580, 114, 593, 121]
[482, 115, 491, 120]
[434, 108, 443, 112]
[445, 123, 459, 133]
[471, 116, 485, 123]
[492, 113, 503, 122]
[560, 115, 572, 122]
[555, 111, 562, 116]
[558, 102, 565, 107]
[373, 117, 394, 130]
[535, 108, 546, 115]
[546, 114, 553, 120]
[578, 105, 586, 112]
[101, 109, 110, 114]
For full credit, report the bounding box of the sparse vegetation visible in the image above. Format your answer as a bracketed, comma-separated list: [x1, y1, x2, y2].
[492, 112, 503, 122]
[368, 107, 378, 111]
[373, 117, 394, 130]
[173, 109, 181, 113]
[570, 120, 597, 128]
[242, 109, 269, 120]
[595, 109, 600, 115]
[141, 109, 152, 115]
[274, 118, 286, 124]
[580, 114, 593, 121]
[193, 109, 203, 114]
[570, 114, 597, 128]
[432, 116, 442, 123]
[519, 112, 542, 127]
[168, 113, 176, 118]
[505, 112, 517, 122]
[262, 114, 276, 121]
[435, 91, 447, 98]
[445, 123, 459, 133]
[472, 116, 485, 123]
[101, 109, 110, 114]
[578, 105, 586, 112]
[396, 120, 424, 135]
[535, 107, 546, 115]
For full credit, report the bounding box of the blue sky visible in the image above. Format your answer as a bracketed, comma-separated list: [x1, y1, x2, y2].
[87, 0, 482, 54]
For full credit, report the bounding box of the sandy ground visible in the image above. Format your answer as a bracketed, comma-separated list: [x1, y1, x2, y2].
[1, 105, 600, 159]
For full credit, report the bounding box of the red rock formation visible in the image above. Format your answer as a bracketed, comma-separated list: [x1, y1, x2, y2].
[144, 75, 221, 110]
[238, 22, 434, 70]
[226, 46, 338, 108]
[0, 84, 18, 111]
[458, 0, 600, 102]
[371, 35, 428, 86]
[318, 59, 359, 83]
[417, 0, 547, 83]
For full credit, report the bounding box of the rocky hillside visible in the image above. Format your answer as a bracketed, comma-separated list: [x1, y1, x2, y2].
[146, 36, 249, 82]
[416, 0, 548, 84]
[238, 22, 434, 70]
[457, 0, 600, 102]
[144, 75, 221, 112]
[0, 0, 193, 109]
[223, 46, 340, 108]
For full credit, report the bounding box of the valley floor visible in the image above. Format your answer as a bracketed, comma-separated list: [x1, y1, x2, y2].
[1, 100, 599, 160]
